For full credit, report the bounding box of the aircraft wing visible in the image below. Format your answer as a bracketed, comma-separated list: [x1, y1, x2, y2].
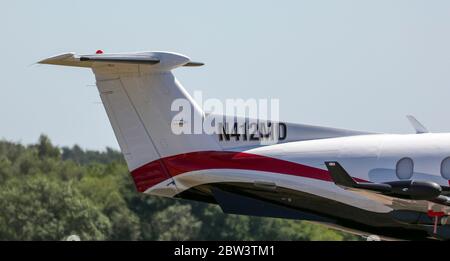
[210, 185, 335, 223]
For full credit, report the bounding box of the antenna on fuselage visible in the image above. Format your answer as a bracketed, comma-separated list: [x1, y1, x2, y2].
[406, 115, 429, 134]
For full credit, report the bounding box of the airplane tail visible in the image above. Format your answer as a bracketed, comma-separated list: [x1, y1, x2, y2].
[39, 51, 221, 196]
[39, 50, 371, 197]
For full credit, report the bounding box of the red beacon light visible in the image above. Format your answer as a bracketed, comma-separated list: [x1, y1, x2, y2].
[96, 50, 104, 54]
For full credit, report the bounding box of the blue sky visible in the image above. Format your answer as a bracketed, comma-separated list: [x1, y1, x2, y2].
[1, 0, 450, 149]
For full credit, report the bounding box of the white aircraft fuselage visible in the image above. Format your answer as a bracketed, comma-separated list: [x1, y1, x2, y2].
[39, 51, 450, 240]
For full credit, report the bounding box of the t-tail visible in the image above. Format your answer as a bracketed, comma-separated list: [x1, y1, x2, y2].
[39, 50, 369, 197]
[39, 51, 221, 196]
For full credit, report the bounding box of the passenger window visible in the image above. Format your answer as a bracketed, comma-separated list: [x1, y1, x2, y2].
[441, 157, 450, 179]
[396, 157, 413, 180]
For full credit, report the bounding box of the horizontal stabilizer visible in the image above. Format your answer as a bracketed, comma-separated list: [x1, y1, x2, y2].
[38, 51, 204, 70]
[79, 54, 161, 65]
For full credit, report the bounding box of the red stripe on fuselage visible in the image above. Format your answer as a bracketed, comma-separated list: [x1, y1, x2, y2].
[130, 151, 363, 192]
[131, 159, 169, 192]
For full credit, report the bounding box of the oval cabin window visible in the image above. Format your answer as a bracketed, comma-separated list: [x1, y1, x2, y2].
[396, 157, 414, 180]
[441, 157, 450, 179]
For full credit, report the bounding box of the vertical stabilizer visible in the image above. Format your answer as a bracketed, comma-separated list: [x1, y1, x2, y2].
[39, 51, 220, 195]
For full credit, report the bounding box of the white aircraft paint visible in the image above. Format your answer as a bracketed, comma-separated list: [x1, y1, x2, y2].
[39, 51, 450, 240]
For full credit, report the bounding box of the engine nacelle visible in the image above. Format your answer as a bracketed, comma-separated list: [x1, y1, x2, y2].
[325, 161, 444, 201]
[384, 180, 442, 200]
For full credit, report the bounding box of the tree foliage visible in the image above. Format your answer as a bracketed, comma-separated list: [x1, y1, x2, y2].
[0, 176, 111, 240]
[0, 136, 358, 241]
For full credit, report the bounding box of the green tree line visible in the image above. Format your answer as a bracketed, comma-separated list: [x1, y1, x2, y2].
[0, 135, 357, 240]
